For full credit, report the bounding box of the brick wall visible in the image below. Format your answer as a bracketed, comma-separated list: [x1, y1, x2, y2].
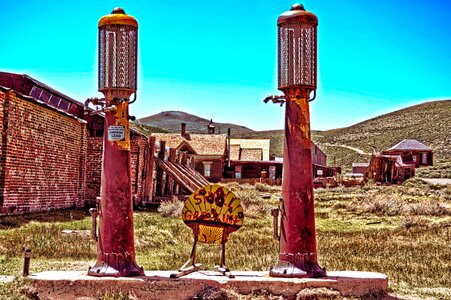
[0, 89, 7, 211]
[0, 87, 152, 215]
[85, 137, 103, 206]
[0, 90, 87, 214]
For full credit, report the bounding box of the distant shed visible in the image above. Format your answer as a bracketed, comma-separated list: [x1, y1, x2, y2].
[366, 154, 415, 184]
[383, 139, 433, 167]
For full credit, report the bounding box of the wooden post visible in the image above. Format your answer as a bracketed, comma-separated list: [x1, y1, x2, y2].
[173, 151, 181, 194]
[143, 136, 155, 204]
[181, 152, 187, 166]
[165, 148, 177, 195]
[156, 141, 166, 197]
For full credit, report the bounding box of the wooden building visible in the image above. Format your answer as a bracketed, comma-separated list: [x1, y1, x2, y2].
[152, 125, 227, 182]
[311, 141, 327, 168]
[225, 138, 283, 181]
[382, 139, 433, 167]
[366, 154, 415, 184]
[224, 139, 338, 183]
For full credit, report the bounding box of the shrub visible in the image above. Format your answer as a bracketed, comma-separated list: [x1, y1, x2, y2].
[255, 183, 280, 193]
[234, 189, 274, 217]
[401, 216, 429, 229]
[351, 192, 450, 217]
[157, 197, 183, 217]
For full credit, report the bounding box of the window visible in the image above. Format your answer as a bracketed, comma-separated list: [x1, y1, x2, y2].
[49, 95, 61, 106]
[29, 86, 43, 99]
[203, 162, 212, 178]
[58, 99, 70, 110]
[40, 90, 51, 102]
[29, 86, 72, 112]
[421, 153, 428, 164]
[235, 165, 242, 179]
[269, 166, 276, 179]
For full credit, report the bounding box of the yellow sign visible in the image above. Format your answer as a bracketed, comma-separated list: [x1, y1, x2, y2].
[182, 184, 244, 244]
[114, 102, 130, 151]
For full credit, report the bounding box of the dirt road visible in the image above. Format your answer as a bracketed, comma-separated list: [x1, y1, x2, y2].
[419, 178, 451, 185]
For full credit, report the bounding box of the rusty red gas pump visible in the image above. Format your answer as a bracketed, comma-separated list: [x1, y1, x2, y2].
[87, 7, 144, 277]
[265, 3, 326, 278]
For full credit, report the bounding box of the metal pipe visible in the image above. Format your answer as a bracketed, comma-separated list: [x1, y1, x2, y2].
[22, 247, 32, 276]
[271, 208, 279, 240]
[227, 128, 231, 167]
[89, 208, 99, 241]
[128, 92, 137, 105]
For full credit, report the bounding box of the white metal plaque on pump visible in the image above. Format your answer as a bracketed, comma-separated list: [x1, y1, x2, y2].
[108, 125, 125, 141]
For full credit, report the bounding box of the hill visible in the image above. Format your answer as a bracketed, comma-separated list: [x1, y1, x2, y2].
[237, 100, 451, 173]
[137, 111, 254, 134]
[316, 100, 450, 168]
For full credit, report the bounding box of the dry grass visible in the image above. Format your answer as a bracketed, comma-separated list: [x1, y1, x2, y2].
[416, 159, 451, 179]
[1, 179, 450, 299]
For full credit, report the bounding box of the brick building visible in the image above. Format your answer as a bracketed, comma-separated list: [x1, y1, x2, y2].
[0, 72, 152, 214]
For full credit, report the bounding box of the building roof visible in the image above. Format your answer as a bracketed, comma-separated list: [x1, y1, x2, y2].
[0, 85, 87, 124]
[152, 133, 227, 156]
[0, 72, 83, 115]
[240, 148, 263, 161]
[386, 139, 432, 151]
[229, 144, 241, 160]
[0, 72, 148, 138]
[352, 162, 370, 168]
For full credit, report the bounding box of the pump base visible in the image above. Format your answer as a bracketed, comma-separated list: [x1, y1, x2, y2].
[88, 253, 144, 277]
[269, 253, 326, 278]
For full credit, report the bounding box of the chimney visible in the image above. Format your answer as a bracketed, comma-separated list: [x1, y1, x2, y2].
[181, 123, 186, 137]
[208, 119, 215, 134]
[227, 128, 231, 167]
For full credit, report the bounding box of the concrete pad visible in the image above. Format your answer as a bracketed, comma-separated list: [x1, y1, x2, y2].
[29, 270, 388, 300]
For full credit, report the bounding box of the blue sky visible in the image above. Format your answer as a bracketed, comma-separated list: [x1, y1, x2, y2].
[1, 0, 450, 131]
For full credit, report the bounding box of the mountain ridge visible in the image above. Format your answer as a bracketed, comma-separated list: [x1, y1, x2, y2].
[137, 111, 254, 134]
